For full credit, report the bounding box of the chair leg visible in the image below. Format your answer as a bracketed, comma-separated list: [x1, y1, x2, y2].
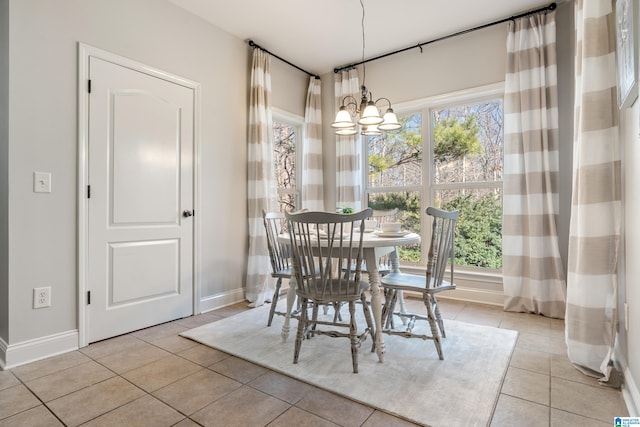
[431, 295, 446, 337]
[293, 298, 308, 364]
[267, 278, 282, 326]
[348, 301, 358, 373]
[423, 294, 443, 360]
[382, 288, 395, 329]
[360, 293, 376, 353]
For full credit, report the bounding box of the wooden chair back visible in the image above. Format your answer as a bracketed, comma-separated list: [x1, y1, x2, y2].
[425, 207, 459, 290]
[262, 210, 291, 277]
[285, 209, 372, 302]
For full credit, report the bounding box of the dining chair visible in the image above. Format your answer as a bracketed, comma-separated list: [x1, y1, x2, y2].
[380, 206, 459, 360]
[263, 210, 294, 326]
[285, 208, 375, 373]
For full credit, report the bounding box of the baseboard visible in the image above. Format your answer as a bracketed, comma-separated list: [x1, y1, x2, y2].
[623, 366, 640, 417]
[438, 286, 504, 306]
[1, 330, 79, 370]
[199, 288, 246, 313]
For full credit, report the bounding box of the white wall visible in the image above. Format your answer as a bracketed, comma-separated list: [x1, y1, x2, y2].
[4, 0, 249, 352]
[0, 0, 9, 343]
[621, 102, 640, 415]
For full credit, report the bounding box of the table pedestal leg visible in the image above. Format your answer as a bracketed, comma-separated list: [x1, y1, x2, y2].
[365, 250, 385, 362]
[281, 278, 297, 342]
[389, 248, 408, 325]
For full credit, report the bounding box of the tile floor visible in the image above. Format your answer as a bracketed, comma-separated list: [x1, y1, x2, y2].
[0, 298, 629, 426]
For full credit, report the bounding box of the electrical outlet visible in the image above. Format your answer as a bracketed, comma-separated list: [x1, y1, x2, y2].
[33, 287, 51, 309]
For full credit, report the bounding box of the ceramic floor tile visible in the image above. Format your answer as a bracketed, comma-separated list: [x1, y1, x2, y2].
[11, 351, 90, 382]
[296, 386, 374, 427]
[209, 355, 269, 384]
[0, 370, 20, 391]
[25, 360, 115, 402]
[177, 343, 231, 367]
[501, 367, 550, 405]
[550, 354, 601, 387]
[95, 340, 171, 374]
[248, 371, 316, 404]
[122, 354, 202, 393]
[490, 394, 549, 426]
[153, 368, 242, 415]
[515, 331, 551, 353]
[0, 384, 41, 420]
[361, 410, 422, 427]
[172, 418, 202, 427]
[174, 313, 225, 329]
[147, 334, 199, 353]
[550, 377, 628, 423]
[190, 386, 289, 427]
[500, 316, 551, 336]
[550, 408, 610, 426]
[0, 404, 63, 427]
[46, 377, 145, 427]
[79, 335, 145, 360]
[81, 395, 185, 427]
[268, 406, 339, 427]
[131, 321, 188, 342]
[509, 348, 551, 375]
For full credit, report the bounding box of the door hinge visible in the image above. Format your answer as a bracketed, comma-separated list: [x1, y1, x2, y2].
[87, 185, 91, 198]
[88, 79, 92, 93]
[87, 291, 91, 305]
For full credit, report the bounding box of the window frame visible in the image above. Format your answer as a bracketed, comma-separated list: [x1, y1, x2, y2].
[272, 108, 304, 213]
[363, 82, 505, 273]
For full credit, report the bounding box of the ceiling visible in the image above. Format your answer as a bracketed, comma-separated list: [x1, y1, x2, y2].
[167, 0, 557, 75]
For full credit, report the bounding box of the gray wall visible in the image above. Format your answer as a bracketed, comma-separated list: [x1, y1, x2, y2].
[0, 0, 9, 342]
[4, 0, 249, 346]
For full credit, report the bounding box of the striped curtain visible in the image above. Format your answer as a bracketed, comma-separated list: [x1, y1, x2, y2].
[302, 77, 324, 211]
[502, 9, 567, 319]
[246, 49, 276, 306]
[335, 69, 362, 211]
[566, 0, 620, 383]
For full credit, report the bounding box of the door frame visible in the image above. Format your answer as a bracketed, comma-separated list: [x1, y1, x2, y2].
[77, 43, 201, 347]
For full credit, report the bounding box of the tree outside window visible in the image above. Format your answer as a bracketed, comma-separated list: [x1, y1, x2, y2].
[366, 93, 503, 270]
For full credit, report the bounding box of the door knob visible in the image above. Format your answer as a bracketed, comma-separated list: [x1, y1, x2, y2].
[183, 210, 194, 217]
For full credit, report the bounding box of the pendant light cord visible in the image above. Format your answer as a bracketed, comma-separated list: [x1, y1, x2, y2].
[360, 0, 366, 87]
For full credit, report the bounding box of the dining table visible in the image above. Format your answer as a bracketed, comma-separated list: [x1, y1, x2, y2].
[278, 230, 421, 363]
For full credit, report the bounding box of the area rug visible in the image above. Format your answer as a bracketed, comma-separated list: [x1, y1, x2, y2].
[181, 303, 517, 426]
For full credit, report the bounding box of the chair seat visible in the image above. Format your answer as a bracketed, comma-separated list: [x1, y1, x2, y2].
[272, 266, 293, 278]
[381, 272, 455, 294]
[298, 280, 370, 303]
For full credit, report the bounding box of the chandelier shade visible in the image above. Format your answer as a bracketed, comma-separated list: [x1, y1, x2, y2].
[331, 1, 399, 136]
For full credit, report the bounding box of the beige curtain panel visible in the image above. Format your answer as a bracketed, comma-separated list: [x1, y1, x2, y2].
[566, 0, 621, 383]
[302, 76, 324, 211]
[246, 49, 276, 306]
[502, 9, 567, 319]
[335, 69, 362, 211]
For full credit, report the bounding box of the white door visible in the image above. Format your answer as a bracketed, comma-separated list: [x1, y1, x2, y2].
[86, 56, 195, 343]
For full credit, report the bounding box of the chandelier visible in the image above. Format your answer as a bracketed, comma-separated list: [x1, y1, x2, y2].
[331, 0, 401, 136]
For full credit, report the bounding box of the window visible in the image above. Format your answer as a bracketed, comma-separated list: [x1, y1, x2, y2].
[272, 111, 302, 213]
[365, 86, 503, 271]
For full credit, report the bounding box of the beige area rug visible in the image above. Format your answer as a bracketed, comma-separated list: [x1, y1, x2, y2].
[181, 302, 518, 427]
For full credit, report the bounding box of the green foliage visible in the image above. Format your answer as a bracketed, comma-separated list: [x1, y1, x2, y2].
[368, 116, 422, 178]
[369, 192, 420, 232]
[433, 116, 483, 163]
[442, 193, 502, 269]
[341, 206, 354, 214]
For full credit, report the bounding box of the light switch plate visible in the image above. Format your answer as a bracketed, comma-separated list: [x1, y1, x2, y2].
[34, 172, 51, 193]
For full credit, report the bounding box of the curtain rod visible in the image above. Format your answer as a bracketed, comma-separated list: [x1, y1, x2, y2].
[334, 2, 557, 73]
[248, 40, 320, 80]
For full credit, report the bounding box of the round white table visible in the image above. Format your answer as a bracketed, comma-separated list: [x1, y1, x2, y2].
[279, 231, 421, 363]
